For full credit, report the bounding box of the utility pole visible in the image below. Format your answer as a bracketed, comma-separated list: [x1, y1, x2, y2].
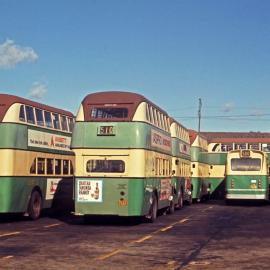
[198, 98, 202, 134]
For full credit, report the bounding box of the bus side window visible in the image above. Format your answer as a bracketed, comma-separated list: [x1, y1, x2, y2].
[60, 115, 68, 131]
[30, 158, 37, 174]
[37, 158, 45, 175]
[70, 161, 74, 174]
[44, 111, 53, 128]
[19, 105, 25, 122]
[35, 108, 44, 127]
[55, 159, 62, 175]
[63, 160, 69, 175]
[52, 113, 60, 130]
[68, 117, 74, 132]
[25, 106, 35, 124]
[47, 159, 54, 175]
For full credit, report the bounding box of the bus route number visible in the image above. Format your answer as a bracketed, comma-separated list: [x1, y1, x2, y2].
[98, 126, 115, 136]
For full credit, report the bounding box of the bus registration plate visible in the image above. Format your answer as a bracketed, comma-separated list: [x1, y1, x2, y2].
[98, 126, 115, 136]
[118, 198, 128, 207]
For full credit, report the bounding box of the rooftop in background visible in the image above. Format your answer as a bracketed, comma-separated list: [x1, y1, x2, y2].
[201, 132, 270, 144]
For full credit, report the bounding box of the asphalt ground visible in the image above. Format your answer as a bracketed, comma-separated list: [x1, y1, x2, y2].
[0, 200, 270, 270]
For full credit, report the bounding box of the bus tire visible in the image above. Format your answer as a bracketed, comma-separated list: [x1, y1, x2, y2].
[28, 190, 42, 220]
[186, 195, 193, 206]
[176, 190, 183, 210]
[147, 195, 158, 223]
[167, 200, 175, 214]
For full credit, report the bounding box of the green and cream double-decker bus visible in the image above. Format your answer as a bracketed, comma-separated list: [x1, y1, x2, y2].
[189, 131, 209, 202]
[226, 149, 269, 201]
[170, 118, 192, 206]
[0, 94, 75, 219]
[72, 91, 177, 222]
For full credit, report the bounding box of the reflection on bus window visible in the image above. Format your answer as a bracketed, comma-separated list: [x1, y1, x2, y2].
[86, 160, 125, 173]
[30, 158, 36, 174]
[248, 143, 259, 150]
[35, 108, 44, 126]
[68, 117, 74, 132]
[19, 105, 25, 122]
[70, 161, 74, 174]
[44, 111, 53, 128]
[221, 144, 233, 152]
[63, 160, 69, 175]
[52, 113, 60, 130]
[231, 158, 261, 171]
[262, 144, 270, 152]
[90, 108, 128, 119]
[47, 159, 54, 174]
[235, 143, 246, 150]
[61, 115, 68, 131]
[37, 158, 45, 174]
[55, 159, 62, 175]
[25, 106, 35, 124]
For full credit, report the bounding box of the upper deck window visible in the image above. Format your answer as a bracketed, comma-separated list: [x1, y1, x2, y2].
[25, 106, 35, 124]
[68, 117, 74, 132]
[19, 105, 25, 122]
[248, 143, 259, 150]
[235, 143, 247, 150]
[52, 113, 60, 129]
[35, 108, 44, 127]
[60, 115, 68, 131]
[90, 108, 128, 119]
[221, 144, 233, 152]
[262, 144, 270, 152]
[44, 111, 53, 128]
[231, 158, 261, 171]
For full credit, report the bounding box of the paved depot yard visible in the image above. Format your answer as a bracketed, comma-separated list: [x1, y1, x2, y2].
[0, 201, 270, 270]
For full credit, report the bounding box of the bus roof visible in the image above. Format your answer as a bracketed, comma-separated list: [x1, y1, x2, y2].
[0, 94, 74, 122]
[81, 91, 169, 121]
[169, 117, 188, 130]
[188, 129, 208, 145]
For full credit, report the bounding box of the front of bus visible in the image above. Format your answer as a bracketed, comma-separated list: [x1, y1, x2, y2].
[226, 150, 269, 201]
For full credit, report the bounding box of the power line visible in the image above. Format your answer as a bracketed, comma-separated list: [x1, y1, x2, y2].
[174, 113, 270, 120]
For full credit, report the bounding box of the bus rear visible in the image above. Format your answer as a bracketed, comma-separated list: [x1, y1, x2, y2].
[226, 150, 269, 201]
[72, 91, 174, 221]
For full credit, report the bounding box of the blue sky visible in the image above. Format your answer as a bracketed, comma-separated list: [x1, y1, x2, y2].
[1, 0, 270, 132]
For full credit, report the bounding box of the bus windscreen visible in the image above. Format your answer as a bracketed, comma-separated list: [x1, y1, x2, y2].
[231, 158, 261, 171]
[90, 108, 128, 119]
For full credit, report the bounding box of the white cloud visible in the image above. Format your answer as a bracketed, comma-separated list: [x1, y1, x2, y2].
[222, 102, 235, 113]
[0, 39, 38, 68]
[251, 109, 264, 117]
[28, 82, 47, 99]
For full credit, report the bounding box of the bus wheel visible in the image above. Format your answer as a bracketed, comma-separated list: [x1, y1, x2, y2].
[176, 190, 183, 210]
[147, 195, 158, 223]
[186, 195, 192, 206]
[28, 190, 42, 220]
[167, 201, 175, 214]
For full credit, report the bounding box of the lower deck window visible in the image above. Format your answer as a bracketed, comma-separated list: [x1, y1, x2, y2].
[86, 160, 125, 173]
[37, 158, 45, 174]
[55, 159, 62, 175]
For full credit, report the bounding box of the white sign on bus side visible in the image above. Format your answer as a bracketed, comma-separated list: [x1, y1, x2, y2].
[28, 129, 71, 151]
